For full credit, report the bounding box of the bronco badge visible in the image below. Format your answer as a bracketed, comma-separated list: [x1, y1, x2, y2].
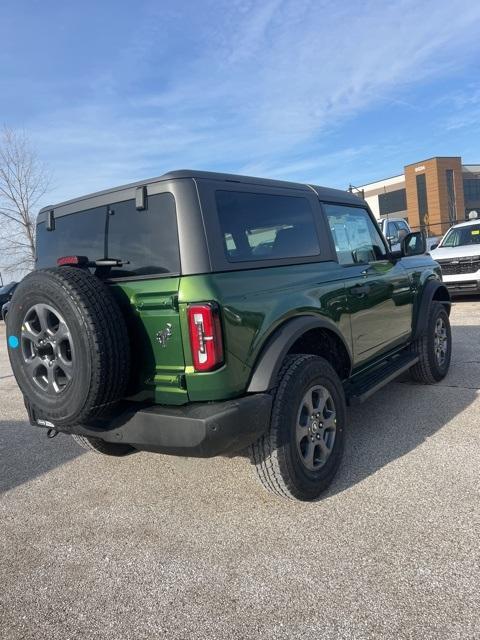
[156, 323, 173, 347]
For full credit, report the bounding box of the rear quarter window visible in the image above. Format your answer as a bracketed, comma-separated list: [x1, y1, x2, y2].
[36, 192, 180, 278]
[215, 190, 320, 262]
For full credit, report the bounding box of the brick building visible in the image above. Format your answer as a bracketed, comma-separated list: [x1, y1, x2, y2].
[358, 157, 480, 236]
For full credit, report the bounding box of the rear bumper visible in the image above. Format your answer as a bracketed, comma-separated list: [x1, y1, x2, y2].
[33, 394, 272, 458]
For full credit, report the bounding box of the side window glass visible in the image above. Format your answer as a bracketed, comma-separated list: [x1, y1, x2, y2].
[387, 221, 399, 242]
[324, 204, 387, 265]
[396, 220, 409, 240]
[215, 190, 320, 262]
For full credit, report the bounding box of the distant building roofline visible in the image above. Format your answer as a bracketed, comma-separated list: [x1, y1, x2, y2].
[357, 173, 404, 190]
[404, 156, 462, 167]
[359, 159, 480, 190]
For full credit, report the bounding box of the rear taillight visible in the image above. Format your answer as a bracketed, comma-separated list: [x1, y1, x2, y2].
[187, 303, 224, 372]
[57, 255, 89, 266]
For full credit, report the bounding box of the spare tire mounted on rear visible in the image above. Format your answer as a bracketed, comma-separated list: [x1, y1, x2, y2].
[7, 267, 130, 427]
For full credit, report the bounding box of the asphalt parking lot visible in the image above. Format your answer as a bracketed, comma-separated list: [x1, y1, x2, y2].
[1, 302, 479, 640]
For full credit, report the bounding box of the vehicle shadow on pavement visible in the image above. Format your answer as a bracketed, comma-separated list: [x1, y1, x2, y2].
[327, 324, 479, 497]
[1, 323, 477, 500]
[0, 419, 84, 494]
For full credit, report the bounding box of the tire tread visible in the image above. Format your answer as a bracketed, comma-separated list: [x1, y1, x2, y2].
[250, 354, 340, 500]
[71, 434, 133, 456]
[10, 267, 130, 426]
[410, 302, 451, 384]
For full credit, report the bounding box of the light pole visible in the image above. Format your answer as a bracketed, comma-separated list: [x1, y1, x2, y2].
[347, 184, 365, 199]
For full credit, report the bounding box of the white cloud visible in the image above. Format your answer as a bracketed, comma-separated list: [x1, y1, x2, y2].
[25, 0, 480, 204]
[441, 87, 480, 132]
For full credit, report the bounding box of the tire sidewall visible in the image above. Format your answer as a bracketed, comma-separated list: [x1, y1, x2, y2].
[8, 271, 95, 424]
[426, 304, 452, 381]
[275, 357, 346, 500]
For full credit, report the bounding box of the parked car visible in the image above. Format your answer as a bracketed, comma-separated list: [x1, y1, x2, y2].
[377, 217, 411, 251]
[2, 300, 11, 322]
[430, 219, 480, 295]
[7, 170, 451, 501]
[0, 281, 17, 307]
[377, 218, 440, 252]
[0, 282, 17, 322]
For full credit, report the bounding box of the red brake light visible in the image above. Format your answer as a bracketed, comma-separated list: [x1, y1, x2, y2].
[187, 303, 224, 372]
[57, 255, 88, 266]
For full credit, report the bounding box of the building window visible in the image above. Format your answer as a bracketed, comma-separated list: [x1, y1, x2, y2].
[446, 169, 457, 224]
[463, 178, 480, 204]
[378, 188, 407, 216]
[416, 173, 428, 228]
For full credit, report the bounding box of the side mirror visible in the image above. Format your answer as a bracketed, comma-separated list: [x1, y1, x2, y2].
[401, 231, 426, 257]
[430, 243, 439, 251]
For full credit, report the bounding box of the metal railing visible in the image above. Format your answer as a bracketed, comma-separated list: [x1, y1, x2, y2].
[408, 221, 447, 239]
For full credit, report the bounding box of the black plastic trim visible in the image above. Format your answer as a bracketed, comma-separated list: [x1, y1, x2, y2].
[32, 394, 272, 458]
[413, 279, 451, 340]
[247, 316, 352, 393]
[345, 352, 419, 405]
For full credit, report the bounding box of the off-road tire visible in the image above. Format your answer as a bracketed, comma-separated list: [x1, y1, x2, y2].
[7, 267, 130, 427]
[250, 355, 346, 501]
[71, 434, 134, 456]
[410, 302, 451, 383]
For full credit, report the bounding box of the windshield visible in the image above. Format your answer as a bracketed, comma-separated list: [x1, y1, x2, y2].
[441, 224, 480, 248]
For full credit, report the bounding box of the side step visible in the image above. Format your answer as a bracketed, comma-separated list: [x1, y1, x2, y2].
[344, 352, 419, 406]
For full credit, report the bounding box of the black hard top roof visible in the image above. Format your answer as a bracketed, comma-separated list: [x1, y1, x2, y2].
[39, 169, 363, 215]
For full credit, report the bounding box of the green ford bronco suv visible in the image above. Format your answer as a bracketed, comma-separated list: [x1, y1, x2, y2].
[7, 170, 452, 501]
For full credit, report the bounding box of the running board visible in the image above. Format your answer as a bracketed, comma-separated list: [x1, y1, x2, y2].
[344, 352, 419, 406]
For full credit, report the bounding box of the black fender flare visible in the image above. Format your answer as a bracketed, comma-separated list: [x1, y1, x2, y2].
[413, 279, 451, 340]
[247, 316, 352, 393]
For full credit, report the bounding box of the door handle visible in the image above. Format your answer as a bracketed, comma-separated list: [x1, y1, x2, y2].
[350, 284, 371, 297]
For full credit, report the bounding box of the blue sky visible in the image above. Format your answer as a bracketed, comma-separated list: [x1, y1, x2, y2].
[1, 0, 480, 206]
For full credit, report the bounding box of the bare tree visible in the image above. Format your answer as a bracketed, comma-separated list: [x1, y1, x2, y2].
[0, 127, 50, 278]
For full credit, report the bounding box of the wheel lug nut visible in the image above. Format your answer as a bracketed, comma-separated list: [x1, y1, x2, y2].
[316, 434, 321, 440]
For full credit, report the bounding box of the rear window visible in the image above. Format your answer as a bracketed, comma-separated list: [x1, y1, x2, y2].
[215, 190, 320, 262]
[36, 193, 180, 278]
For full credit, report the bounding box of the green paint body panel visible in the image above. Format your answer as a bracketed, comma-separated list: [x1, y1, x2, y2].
[107, 254, 443, 406]
[111, 278, 188, 405]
